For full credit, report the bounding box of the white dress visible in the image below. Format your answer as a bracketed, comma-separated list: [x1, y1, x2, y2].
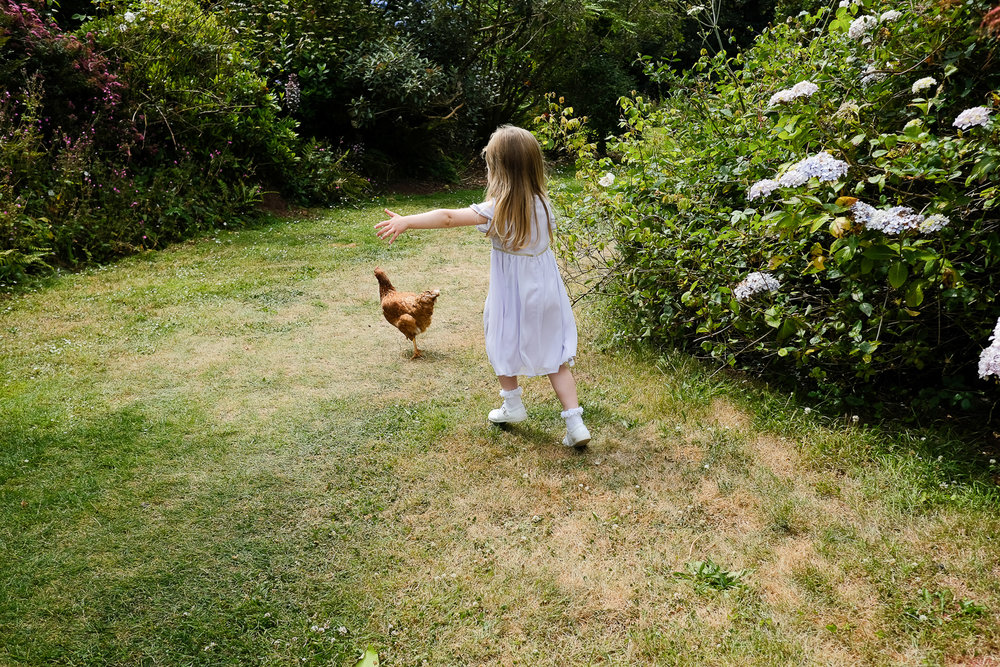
[470, 197, 578, 378]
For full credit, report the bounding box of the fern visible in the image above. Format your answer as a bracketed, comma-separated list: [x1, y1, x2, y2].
[0, 246, 52, 280]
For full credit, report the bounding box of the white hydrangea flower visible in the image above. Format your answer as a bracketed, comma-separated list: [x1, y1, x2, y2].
[979, 340, 1000, 379]
[783, 152, 849, 184]
[835, 100, 860, 119]
[911, 77, 936, 94]
[850, 200, 877, 226]
[860, 204, 923, 234]
[768, 80, 819, 106]
[124, 11, 136, 22]
[748, 179, 780, 201]
[790, 81, 819, 97]
[598, 173, 615, 187]
[953, 106, 992, 130]
[848, 15, 878, 40]
[860, 64, 887, 87]
[993, 317, 1000, 342]
[879, 10, 902, 22]
[778, 167, 809, 188]
[734, 272, 781, 301]
[768, 89, 796, 105]
[919, 214, 949, 233]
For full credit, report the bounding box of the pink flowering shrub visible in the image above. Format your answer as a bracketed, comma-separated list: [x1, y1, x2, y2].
[554, 0, 1000, 414]
[0, 0, 364, 284]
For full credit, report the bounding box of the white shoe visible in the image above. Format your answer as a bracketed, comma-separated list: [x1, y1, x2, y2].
[562, 423, 591, 448]
[488, 403, 528, 424]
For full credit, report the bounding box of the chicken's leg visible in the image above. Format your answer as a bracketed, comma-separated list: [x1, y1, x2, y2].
[411, 338, 423, 359]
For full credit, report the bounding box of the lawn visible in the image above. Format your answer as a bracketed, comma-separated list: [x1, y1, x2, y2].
[2, 190, 999, 665]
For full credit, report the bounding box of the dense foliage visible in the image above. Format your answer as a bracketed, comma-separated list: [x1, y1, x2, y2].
[0, 0, 365, 282]
[0, 0, 856, 285]
[214, 0, 702, 171]
[556, 0, 1000, 415]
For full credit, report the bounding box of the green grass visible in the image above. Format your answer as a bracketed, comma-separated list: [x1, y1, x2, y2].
[2, 190, 1000, 665]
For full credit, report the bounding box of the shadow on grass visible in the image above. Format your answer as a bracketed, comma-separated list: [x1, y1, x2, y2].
[491, 421, 589, 454]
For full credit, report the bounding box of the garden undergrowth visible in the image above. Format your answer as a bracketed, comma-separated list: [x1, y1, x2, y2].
[1, 189, 999, 665]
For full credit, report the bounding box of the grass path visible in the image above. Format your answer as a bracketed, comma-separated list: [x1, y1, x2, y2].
[2, 190, 1000, 665]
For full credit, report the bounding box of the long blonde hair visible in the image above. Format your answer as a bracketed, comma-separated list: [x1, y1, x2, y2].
[482, 125, 552, 251]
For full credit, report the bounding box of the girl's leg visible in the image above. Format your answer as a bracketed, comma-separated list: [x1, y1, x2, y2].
[549, 364, 590, 448]
[498, 375, 519, 391]
[489, 375, 527, 423]
[547, 364, 579, 410]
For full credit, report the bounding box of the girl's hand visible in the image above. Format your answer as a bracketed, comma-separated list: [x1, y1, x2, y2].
[375, 209, 408, 244]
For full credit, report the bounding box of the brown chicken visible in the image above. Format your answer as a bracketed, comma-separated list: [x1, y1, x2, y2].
[375, 267, 440, 359]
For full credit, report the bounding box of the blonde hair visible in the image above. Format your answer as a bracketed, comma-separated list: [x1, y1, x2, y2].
[482, 125, 551, 251]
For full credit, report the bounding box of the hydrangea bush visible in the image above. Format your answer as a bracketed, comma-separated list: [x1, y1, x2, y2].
[553, 0, 1000, 413]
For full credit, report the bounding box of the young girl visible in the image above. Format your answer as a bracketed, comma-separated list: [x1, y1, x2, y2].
[374, 125, 590, 448]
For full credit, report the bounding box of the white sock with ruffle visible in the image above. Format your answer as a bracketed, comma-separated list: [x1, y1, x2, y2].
[500, 387, 523, 410]
[561, 406, 584, 430]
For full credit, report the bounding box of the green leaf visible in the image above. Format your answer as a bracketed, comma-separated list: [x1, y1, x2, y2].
[906, 282, 925, 307]
[859, 302, 873, 317]
[355, 647, 379, 667]
[863, 244, 898, 261]
[888, 262, 908, 289]
[777, 318, 797, 342]
[968, 156, 998, 184]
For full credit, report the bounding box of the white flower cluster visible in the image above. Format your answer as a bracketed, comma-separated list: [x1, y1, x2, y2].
[848, 15, 878, 40]
[911, 77, 936, 94]
[978, 317, 1000, 379]
[285, 74, 301, 112]
[734, 272, 781, 301]
[779, 152, 849, 187]
[879, 10, 902, 22]
[748, 178, 780, 201]
[838, 0, 857, 7]
[953, 106, 992, 130]
[919, 214, 950, 233]
[835, 100, 860, 119]
[850, 200, 950, 235]
[768, 80, 819, 106]
[860, 64, 886, 87]
[598, 173, 615, 187]
[748, 153, 848, 199]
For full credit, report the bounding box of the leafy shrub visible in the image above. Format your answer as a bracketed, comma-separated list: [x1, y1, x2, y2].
[555, 0, 1000, 413]
[280, 139, 370, 205]
[0, 0, 277, 283]
[86, 0, 299, 180]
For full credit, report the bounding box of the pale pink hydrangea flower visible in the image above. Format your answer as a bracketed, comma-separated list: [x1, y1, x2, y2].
[979, 318, 1000, 379]
[953, 107, 992, 130]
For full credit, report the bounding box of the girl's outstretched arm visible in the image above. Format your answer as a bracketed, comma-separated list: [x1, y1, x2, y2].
[375, 207, 484, 244]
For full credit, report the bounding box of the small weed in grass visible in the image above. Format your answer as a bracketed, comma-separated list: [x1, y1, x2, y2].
[673, 558, 750, 593]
